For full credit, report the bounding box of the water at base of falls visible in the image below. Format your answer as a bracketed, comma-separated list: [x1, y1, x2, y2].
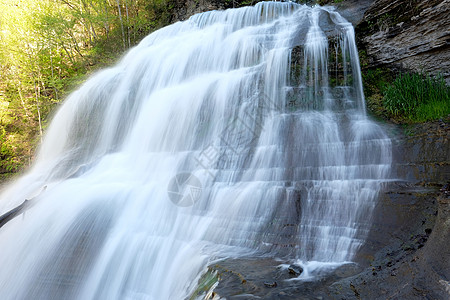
[0, 2, 392, 299]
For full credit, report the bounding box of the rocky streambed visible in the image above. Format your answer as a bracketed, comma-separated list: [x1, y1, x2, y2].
[193, 120, 449, 300]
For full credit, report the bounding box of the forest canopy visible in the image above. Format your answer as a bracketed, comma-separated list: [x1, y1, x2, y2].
[0, 0, 174, 175]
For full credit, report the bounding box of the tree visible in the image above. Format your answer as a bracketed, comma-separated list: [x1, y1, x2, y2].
[0, 0, 176, 175]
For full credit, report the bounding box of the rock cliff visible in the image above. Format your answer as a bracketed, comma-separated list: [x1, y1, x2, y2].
[356, 0, 450, 83]
[167, 1, 450, 298]
[170, 0, 449, 83]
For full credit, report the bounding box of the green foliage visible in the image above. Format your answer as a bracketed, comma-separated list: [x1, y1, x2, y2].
[362, 68, 391, 97]
[0, 0, 176, 176]
[383, 73, 450, 123]
[362, 65, 449, 124]
[0, 128, 23, 173]
[189, 270, 219, 300]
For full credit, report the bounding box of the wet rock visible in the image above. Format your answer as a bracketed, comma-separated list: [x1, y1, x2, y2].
[201, 121, 449, 299]
[288, 264, 303, 276]
[263, 281, 277, 288]
[328, 124, 449, 299]
[440, 183, 450, 196]
[334, 263, 363, 278]
[321, 0, 375, 26]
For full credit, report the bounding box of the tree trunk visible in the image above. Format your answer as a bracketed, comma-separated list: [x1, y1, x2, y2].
[125, 0, 130, 47]
[33, 79, 43, 142]
[115, 0, 126, 50]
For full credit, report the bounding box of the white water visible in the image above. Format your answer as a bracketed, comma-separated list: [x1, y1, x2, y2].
[0, 2, 391, 299]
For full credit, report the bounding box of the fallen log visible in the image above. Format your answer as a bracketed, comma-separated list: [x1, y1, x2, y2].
[0, 186, 46, 228]
[0, 200, 31, 228]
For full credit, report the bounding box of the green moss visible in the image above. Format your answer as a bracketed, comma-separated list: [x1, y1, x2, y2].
[361, 67, 392, 120]
[189, 269, 219, 300]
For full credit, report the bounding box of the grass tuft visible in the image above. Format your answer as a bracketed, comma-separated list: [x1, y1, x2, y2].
[383, 73, 450, 123]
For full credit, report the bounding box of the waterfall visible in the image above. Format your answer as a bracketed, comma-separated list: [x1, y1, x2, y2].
[0, 2, 391, 299]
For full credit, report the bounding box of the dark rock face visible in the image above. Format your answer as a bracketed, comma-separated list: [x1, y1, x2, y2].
[170, 0, 222, 22]
[344, 121, 450, 299]
[319, 0, 375, 26]
[322, 0, 450, 83]
[196, 120, 450, 299]
[356, 0, 450, 83]
[358, 121, 449, 265]
[170, 0, 265, 22]
[332, 195, 449, 300]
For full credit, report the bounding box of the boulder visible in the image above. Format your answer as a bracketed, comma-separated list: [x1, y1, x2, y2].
[287, 264, 303, 276]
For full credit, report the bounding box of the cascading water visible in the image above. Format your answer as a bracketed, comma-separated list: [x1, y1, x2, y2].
[0, 2, 392, 299]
